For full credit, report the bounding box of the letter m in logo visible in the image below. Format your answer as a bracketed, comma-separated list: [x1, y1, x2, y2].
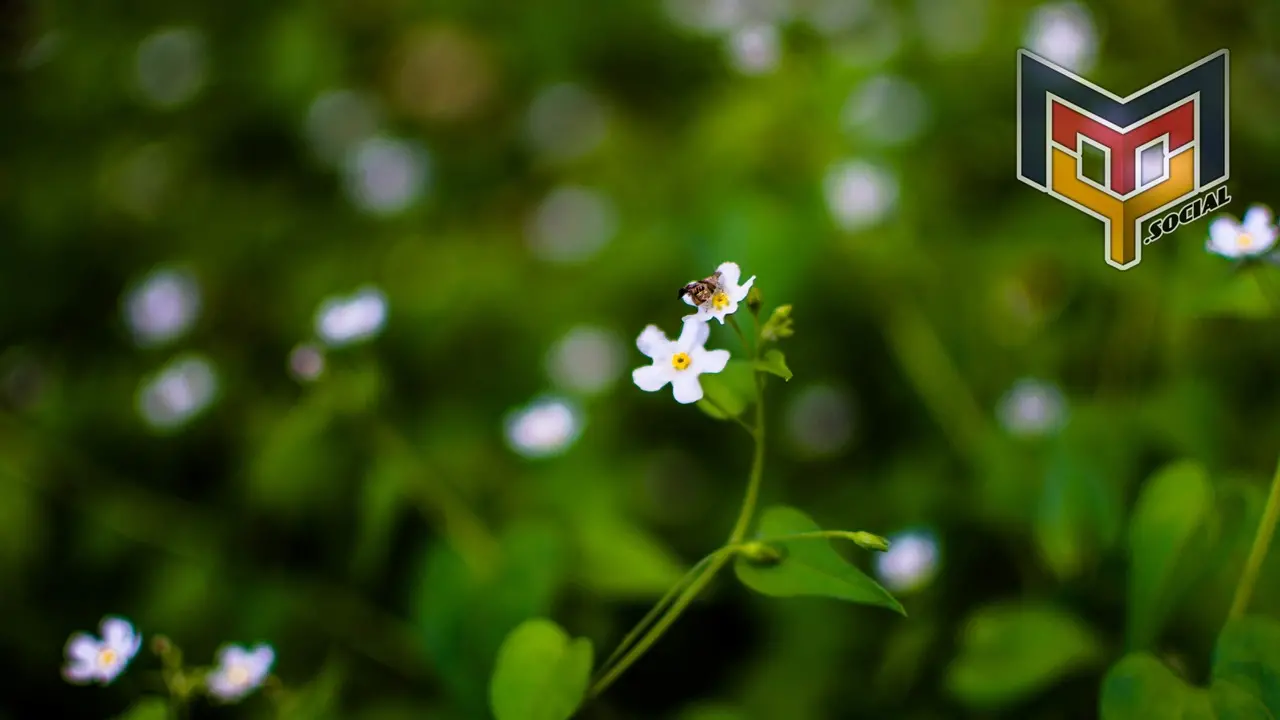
[1016, 50, 1229, 270]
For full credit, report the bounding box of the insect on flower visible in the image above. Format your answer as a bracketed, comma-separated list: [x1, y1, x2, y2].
[206, 643, 275, 703]
[62, 616, 143, 686]
[681, 261, 756, 325]
[1206, 204, 1278, 260]
[632, 318, 730, 404]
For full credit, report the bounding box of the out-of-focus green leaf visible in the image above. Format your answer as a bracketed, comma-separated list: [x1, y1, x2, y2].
[488, 618, 593, 720]
[677, 703, 747, 720]
[1195, 267, 1276, 320]
[279, 654, 346, 720]
[946, 604, 1104, 710]
[570, 515, 685, 599]
[698, 359, 756, 420]
[350, 447, 408, 581]
[734, 505, 904, 615]
[1100, 615, 1280, 719]
[1034, 411, 1126, 580]
[1126, 460, 1216, 650]
[754, 349, 793, 381]
[114, 698, 168, 720]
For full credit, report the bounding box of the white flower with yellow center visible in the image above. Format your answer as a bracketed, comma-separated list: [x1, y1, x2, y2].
[1206, 205, 1278, 259]
[682, 261, 756, 325]
[206, 643, 275, 703]
[62, 616, 142, 685]
[632, 318, 730, 404]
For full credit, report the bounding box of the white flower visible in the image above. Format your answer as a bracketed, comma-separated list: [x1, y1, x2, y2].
[62, 616, 142, 685]
[1206, 205, 1278, 259]
[681, 261, 756, 325]
[632, 318, 730, 404]
[206, 643, 275, 703]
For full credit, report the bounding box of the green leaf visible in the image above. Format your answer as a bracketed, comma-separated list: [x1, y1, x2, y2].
[114, 698, 168, 720]
[1126, 460, 1216, 650]
[733, 505, 904, 615]
[1100, 616, 1280, 719]
[1195, 267, 1276, 320]
[489, 618, 594, 720]
[753, 349, 793, 381]
[1034, 412, 1127, 580]
[697, 359, 756, 420]
[946, 603, 1105, 710]
[1213, 615, 1280, 714]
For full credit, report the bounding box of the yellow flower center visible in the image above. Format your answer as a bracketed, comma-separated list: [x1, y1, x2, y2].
[711, 292, 731, 310]
[227, 664, 250, 686]
[1238, 233, 1254, 248]
[671, 352, 691, 371]
[97, 649, 117, 668]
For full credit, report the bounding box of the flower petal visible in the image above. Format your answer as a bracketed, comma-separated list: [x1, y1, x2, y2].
[671, 374, 704, 404]
[217, 644, 249, 669]
[636, 325, 669, 359]
[66, 634, 99, 663]
[633, 364, 671, 392]
[695, 348, 730, 375]
[1243, 205, 1274, 236]
[730, 275, 756, 302]
[716, 262, 742, 288]
[62, 659, 98, 684]
[246, 645, 276, 676]
[100, 617, 137, 656]
[708, 306, 730, 324]
[677, 316, 710, 349]
[1208, 217, 1242, 252]
[681, 293, 698, 308]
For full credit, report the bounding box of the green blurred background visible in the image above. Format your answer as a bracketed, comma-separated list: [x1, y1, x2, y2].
[3, 0, 1280, 717]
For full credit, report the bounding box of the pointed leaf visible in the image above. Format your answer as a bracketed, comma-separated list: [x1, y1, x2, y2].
[733, 505, 904, 615]
[489, 618, 594, 720]
[1127, 460, 1215, 649]
[1099, 653, 1214, 720]
[947, 603, 1105, 710]
[753, 349, 792, 381]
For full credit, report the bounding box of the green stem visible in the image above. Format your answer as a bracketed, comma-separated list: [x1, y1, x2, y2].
[728, 315, 752, 357]
[729, 376, 766, 544]
[1229, 452, 1280, 618]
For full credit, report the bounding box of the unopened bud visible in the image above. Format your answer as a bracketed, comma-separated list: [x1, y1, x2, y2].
[851, 531, 890, 552]
[746, 286, 763, 314]
[761, 304, 794, 341]
[739, 541, 786, 566]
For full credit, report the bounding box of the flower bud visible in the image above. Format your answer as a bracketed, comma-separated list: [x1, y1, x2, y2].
[851, 531, 890, 552]
[738, 541, 785, 566]
[761, 304, 794, 341]
[746, 286, 763, 315]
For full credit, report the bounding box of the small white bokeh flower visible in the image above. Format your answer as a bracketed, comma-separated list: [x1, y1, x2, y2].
[62, 616, 142, 686]
[314, 286, 388, 348]
[206, 643, 275, 703]
[504, 396, 584, 458]
[1206, 205, 1278, 259]
[997, 377, 1066, 438]
[874, 529, 940, 594]
[681, 261, 756, 325]
[632, 318, 730, 404]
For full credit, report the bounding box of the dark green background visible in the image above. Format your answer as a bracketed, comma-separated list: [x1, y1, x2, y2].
[3, 0, 1280, 717]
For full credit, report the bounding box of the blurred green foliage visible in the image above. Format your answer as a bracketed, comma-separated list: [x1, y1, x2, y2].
[4, 0, 1280, 717]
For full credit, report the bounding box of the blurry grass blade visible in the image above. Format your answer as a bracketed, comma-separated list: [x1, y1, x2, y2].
[753, 349, 792, 381]
[489, 618, 594, 720]
[733, 505, 904, 615]
[946, 603, 1104, 710]
[1126, 460, 1216, 650]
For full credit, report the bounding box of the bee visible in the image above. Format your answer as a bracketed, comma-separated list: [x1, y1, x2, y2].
[679, 272, 722, 306]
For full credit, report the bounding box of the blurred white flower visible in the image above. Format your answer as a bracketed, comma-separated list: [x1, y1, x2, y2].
[681, 261, 756, 325]
[632, 319, 730, 405]
[526, 84, 607, 161]
[62, 617, 142, 686]
[526, 186, 617, 264]
[785, 384, 854, 457]
[1023, 2, 1097, 74]
[135, 27, 207, 108]
[206, 643, 275, 703]
[824, 159, 898, 231]
[123, 268, 201, 347]
[875, 529, 940, 593]
[288, 343, 326, 382]
[305, 90, 381, 167]
[546, 326, 624, 395]
[314, 287, 388, 348]
[344, 136, 430, 216]
[1206, 205, 1278, 259]
[726, 24, 780, 75]
[137, 355, 219, 431]
[997, 378, 1067, 438]
[842, 74, 929, 148]
[505, 397, 583, 458]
